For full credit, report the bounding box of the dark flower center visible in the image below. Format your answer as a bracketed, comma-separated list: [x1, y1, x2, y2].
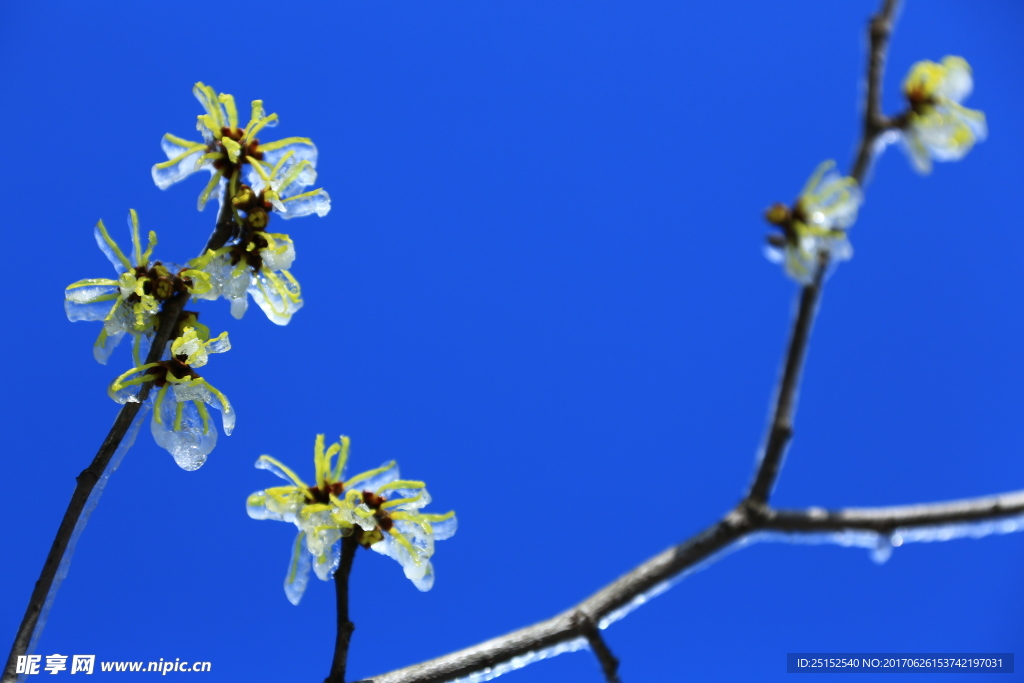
[307, 481, 345, 505]
[124, 262, 193, 305]
[210, 126, 265, 180]
[226, 185, 276, 272]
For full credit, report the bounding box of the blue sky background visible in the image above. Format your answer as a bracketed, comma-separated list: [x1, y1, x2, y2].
[2, 1, 1023, 681]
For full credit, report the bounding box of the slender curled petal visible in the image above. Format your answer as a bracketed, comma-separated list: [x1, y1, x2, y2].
[247, 153, 331, 219]
[66, 212, 207, 365]
[152, 134, 208, 189]
[249, 267, 303, 324]
[284, 532, 312, 606]
[247, 435, 456, 603]
[764, 161, 861, 284]
[107, 327, 234, 470]
[900, 56, 987, 174]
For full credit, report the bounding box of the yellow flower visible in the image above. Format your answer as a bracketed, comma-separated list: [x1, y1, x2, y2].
[247, 154, 330, 220]
[247, 435, 456, 603]
[332, 475, 457, 592]
[109, 326, 233, 471]
[64, 210, 211, 365]
[151, 82, 321, 212]
[900, 56, 987, 174]
[764, 161, 861, 284]
[191, 229, 302, 325]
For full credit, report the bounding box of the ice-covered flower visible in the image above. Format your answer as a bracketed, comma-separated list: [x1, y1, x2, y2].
[109, 326, 234, 471]
[151, 82, 321, 212]
[188, 169, 329, 324]
[332, 470, 457, 593]
[900, 56, 987, 174]
[248, 152, 331, 220]
[65, 210, 212, 365]
[764, 160, 861, 284]
[190, 228, 302, 325]
[247, 435, 456, 604]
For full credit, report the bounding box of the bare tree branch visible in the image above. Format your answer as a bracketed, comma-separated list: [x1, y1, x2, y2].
[358, 487, 1023, 683]
[342, 3, 1024, 681]
[326, 536, 360, 683]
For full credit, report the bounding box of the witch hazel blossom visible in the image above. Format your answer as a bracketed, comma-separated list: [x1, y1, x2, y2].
[764, 160, 862, 284]
[151, 82, 318, 211]
[64, 210, 212, 366]
[900, 56, 987, 174]
[108, 326, 234, 471]
[247, 435, 364, 605]
[247, 435, 456, 605]
[332, 475, 457, 592]
[191, 230, 302, 325]
[248, 152, 331, 220]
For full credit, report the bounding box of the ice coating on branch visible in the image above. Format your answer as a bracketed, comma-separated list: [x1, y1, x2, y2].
[447, 638, 590, 683]
[599, 514, 1024, 630]
[430, 510, 1024, 683]
[27, 403, 151, 658]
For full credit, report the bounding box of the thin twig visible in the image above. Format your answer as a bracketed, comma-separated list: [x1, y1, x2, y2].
[744, 266, 824, 506]
[746, 0, 902, 507]
[2, 197, 235, 683]
[326, 537, 360, 683]
[579, 619, 621, 683]
[764, 489, 1024, 533]
[850, 0, 902, 186]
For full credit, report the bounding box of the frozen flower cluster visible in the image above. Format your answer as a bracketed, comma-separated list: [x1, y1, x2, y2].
[900, 56, 986, 174]
[247, 435, 457, 604]
[64, 83, 333, 470]
[109, 326, 234, 471]
[154, 82, 330, 325]
[59, 78, 466, 661]
[764, 161, 862, 284]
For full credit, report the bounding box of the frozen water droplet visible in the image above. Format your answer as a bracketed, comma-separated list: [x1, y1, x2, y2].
[871, 535, 893, 565]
